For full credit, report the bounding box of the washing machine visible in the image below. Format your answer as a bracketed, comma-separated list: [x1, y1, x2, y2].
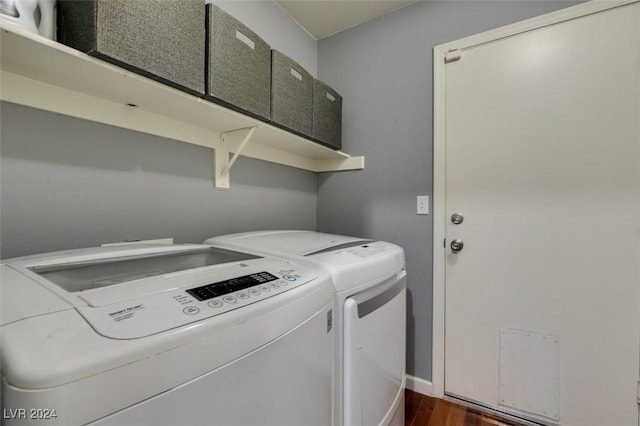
[205, 231, 407, 426]
[0, 243, 334, 426]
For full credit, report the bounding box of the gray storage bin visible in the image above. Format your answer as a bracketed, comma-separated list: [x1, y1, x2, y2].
[57, 0, 204, 95]
[205, 5, 271, 120]
[312, 79, 342, 150]
[271, 50, 313, 137]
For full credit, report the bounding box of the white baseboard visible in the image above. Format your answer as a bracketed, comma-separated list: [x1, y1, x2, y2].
[406, 375, 433, 396]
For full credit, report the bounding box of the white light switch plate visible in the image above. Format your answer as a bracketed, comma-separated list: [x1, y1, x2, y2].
[417, 196, 429, 215]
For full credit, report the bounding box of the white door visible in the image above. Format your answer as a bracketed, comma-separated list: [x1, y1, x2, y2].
[443, 3, 640, 425]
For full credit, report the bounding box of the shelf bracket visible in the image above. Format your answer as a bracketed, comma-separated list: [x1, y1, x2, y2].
[214, 126, 259, 189]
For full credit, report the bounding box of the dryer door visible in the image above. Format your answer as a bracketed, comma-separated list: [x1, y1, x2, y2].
[343, 272, 406, 426]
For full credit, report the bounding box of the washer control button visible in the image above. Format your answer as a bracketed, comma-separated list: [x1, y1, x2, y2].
[183, 306, 200, 315]
[236, 292, 250, 300]
[248, 288, 261, 296]
[222, 295, 238, 304]
[207, 300, 223, 308]
[259, 285, 271, 292]
[269, 282, 280, 289]
[282, 275, 296, 281]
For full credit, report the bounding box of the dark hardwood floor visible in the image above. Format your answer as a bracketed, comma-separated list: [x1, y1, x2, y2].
[405, 389, 526, 426]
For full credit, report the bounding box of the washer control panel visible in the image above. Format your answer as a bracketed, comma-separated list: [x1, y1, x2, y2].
[180, 269, 303, 316]
[76, 265, 312, 340]
[186, 271, 279, 301]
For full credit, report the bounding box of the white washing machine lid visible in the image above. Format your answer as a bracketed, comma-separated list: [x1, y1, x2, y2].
[207, 230, 367, 255]
[1, 244, 333, 389]
[206, 231, 406, 292]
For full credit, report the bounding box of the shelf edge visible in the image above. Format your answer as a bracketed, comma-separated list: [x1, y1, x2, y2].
[315, 156, 365, 172]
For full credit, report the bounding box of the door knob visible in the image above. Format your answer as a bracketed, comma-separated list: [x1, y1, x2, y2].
[451, 239, 464, 253]
[451, 213, 464, 225]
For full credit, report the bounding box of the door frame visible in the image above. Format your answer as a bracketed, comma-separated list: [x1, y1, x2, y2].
[431, 0, 639, 399]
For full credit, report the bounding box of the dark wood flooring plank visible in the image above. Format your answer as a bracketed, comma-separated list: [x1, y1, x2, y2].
[405, 389, 424, 426]
[463, 408, 483, 426]
[446, 403, 467, 426]
[411, 394, 436, 426]
[405, 391, 527, 426]
[477, 411, 523, 426]
[427, 399, 453, 426]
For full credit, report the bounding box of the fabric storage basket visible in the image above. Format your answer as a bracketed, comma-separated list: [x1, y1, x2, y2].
[57, 0, 205, 96]
[205, 5, 271, 120]
[271, 50, 313, 137]
[312, 79, 342, 150]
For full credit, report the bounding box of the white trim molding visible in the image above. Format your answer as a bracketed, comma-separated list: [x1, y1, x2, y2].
[406, 375, 433, 397]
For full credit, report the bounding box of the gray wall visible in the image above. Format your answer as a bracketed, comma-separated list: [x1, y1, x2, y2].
[0, 103, 317, 258]
[211, 0, 317, 76]
[316, 0, 581, 382]
[1, 1, 319, 260]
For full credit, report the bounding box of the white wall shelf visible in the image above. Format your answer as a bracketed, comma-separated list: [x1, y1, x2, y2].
[0, 24, 364, 189]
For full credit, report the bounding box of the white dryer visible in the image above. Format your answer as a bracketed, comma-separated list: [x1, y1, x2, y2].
[205, 231, 407, 426]
[1, 244, 334, 426]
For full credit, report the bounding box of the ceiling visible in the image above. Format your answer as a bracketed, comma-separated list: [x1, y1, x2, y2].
[275, 0, 419, 40]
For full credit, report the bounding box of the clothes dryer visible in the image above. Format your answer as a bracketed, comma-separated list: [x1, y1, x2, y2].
[1, 243, 334, 425]
[205, 231, 406, 426]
